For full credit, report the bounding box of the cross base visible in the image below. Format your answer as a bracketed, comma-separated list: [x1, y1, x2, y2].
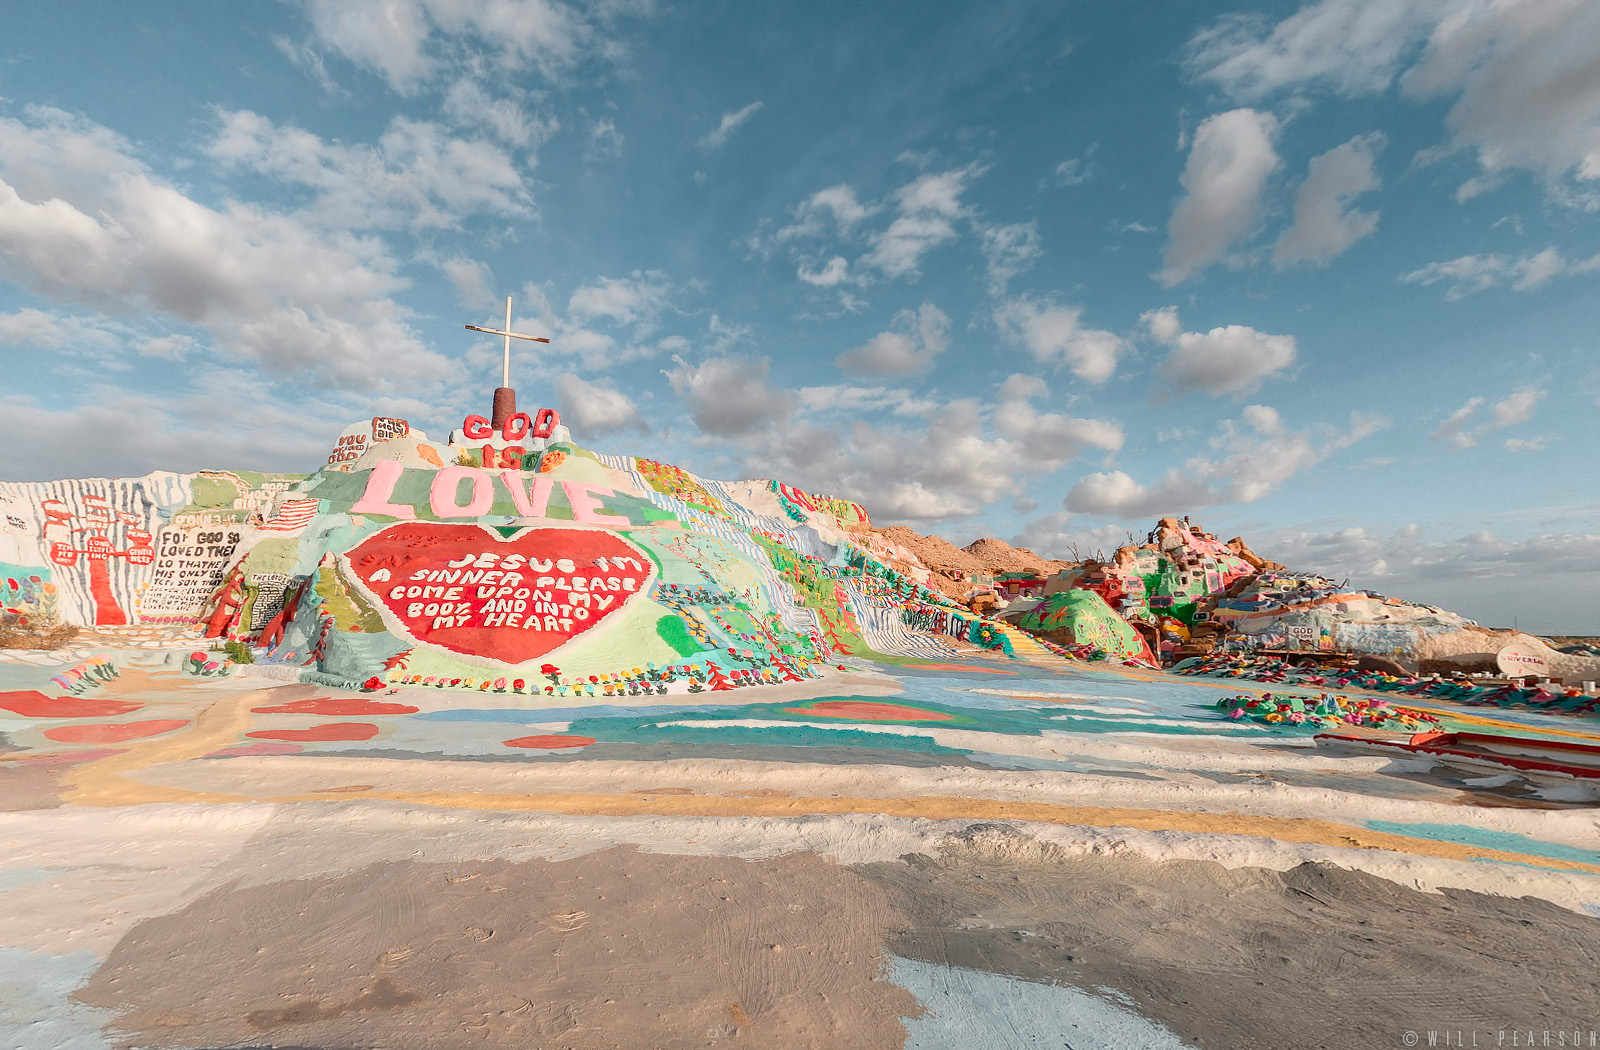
[491, 387, 517, 429]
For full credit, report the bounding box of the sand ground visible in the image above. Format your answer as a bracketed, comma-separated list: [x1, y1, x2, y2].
[3, 644, 1599, 1049]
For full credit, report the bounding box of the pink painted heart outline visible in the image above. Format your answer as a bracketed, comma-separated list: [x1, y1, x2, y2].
[340, 521, 657, 668]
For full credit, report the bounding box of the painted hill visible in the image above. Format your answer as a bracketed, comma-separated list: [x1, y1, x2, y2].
[0, 415, 1016, 696]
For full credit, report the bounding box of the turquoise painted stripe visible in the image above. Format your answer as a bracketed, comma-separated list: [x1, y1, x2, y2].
[1365, 821, 1600, 865]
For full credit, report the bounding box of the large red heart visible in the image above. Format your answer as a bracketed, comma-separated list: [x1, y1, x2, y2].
[342, 523, 655, 667]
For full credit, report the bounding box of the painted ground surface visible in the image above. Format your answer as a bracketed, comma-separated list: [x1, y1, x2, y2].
[3, 633, 1599, 1049]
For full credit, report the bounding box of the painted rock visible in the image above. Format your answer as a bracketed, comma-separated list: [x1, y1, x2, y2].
[343, 522, 655, 666]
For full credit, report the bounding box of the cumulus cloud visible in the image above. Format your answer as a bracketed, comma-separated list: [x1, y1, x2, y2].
[1011, 516, 1137, 562]
[835, 301, 949, 377]
[665, 355, 798, 436]
[1064, 405, 1386, 517]
[208, 109, 533, 229]
[776, 184, 876, 243]
[668, 372, 1126, 524]
[993, 296, 1126, 383]
[700, 101, 764, 149]
[993, 374, 1124, 473]
[859, 166, 980, 279]
[1400, 248, 1600, 299]
[551, 372, 647, 436]
[1188, 0, 1600, 207]
[1146, 306, 1297, 397]
[743, 400, 1028, 522]
[1273, 132, 1384, 267]
[0, 107, 447, 388]
[1159, 108, 1280, 285]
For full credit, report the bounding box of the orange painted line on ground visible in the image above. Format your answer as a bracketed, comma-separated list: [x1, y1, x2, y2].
[259, 786, 1600, 877]
[903, 662, 1018, 675]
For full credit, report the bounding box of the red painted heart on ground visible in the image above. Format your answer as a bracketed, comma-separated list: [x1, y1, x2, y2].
[343, 522, 655, 666]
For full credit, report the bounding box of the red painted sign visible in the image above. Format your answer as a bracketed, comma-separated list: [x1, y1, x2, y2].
[343, 522, 654, 665]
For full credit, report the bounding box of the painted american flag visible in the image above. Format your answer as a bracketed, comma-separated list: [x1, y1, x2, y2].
[259, 499, 320, 532]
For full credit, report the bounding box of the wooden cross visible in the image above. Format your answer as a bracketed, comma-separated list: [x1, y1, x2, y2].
[466, 296, 550, 389]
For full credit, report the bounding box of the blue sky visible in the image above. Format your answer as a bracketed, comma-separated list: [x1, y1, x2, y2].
[0, 0, 1596, 632]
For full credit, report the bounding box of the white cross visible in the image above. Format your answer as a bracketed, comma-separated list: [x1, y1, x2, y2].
[466, 296, 550, 388]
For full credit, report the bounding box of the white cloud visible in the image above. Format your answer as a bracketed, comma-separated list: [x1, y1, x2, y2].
[1273, 132, 1385, 267]
[859, 166, 980, 279]
[665, 355, 797, 436]
[1431, 395, 1484, 449]
[438, 256, 496, 307]
[0, 307, 124, 351]
[1012, 515, 1139, 562]
[1430, 386, 1545, 451]
[797, 256, 849, 286]
[993, 296, 1126, 383]
[1188, 0, 1600, 207]
[1487, 386, 1543, 429]
[1150, 307, 1297, 397]
[1140, 305, 1182, 345]
[587, 117, 624, 159]
[993, 374, 1124, 473]
[795, 385, 939, 418]
[1400, 248, 1600, 299]
[208, 109, 532, 229]
[747, 400, 1028, 522]
[700, 101, 764, 149]
[0, 384, 341, 481]
[1159, 108, 1281, 285]
[1064, 405, 1385, 517]
[1052, 150, 1095, 187]
[298, 0, 594, 91]
[551, 372, 647, 435]
[979, 222, 1043, 295]
[1186, 0, 1438, 100]
[776, 184, 876, 243]
[835, 301, 949, 377]
[1503, 436, 1547, 453]
[441, 76, 558, 148]
[0, 108, 447, 388]
[566, 270, 670, 329]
